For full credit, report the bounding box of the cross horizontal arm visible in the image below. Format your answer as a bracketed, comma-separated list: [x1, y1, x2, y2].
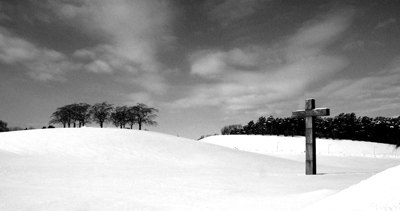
[292, 108, 330, 118]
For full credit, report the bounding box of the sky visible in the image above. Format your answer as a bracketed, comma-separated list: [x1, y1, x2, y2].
[0, 0, 399, 139]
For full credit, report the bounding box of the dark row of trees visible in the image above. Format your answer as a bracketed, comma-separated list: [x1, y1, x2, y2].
[221, 113, 400, 146]
[0, 120, 37, 132]
[0, 119, 41, 132]
[49, 102, 158, 130]
[0, 119, 9, 132]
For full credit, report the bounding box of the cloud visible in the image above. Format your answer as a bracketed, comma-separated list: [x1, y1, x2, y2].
[0, 3, 11, 22]
[170, 8, 355, 115]
[179, 55, 347, 114]
[124, 92, 157, 107]
[308, 57, 400, 116]
[73, 48, 96, 60]
[190, 47, 281, 77]
[0, 27, 78, 81]
[375, 18, 396, 29]
[0, 29, 38, 63]
[190, 51, 228, 76]
[85, 60, 113, 74]
[286, 8, 356, 61]
[0, 0, 174, 104]
[50, 0, 175, 99]
[51, 0, 174, 72]
[206, 0, 269, 26]
[342, 40, 365, 51]
[0, 0, 175, 86]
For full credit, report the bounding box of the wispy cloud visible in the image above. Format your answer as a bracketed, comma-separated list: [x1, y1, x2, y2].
[375, 18, 396, 29]
[0, 0, 175, 104]
[51, 0, 174, 72]
[309, 56, 400, 116]
[0, 2, 11, 22]
[206, 0, 269, 26]
[342, 40, 365, 51]
[190, 47, 279, 77]
[84, 60, 113, 74]
[0, 27, 78, 81]
[286, 8, 356, 60]
[169, 8, 355, 116]
[30, 0, 174, 100]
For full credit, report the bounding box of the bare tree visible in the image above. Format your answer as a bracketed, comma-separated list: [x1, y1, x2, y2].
[90, 102, 113, 128]
[74, 103, 92, 127]
[65, 104, 77, 127]
[49, 103, 92, 128]
[126, 107, 137, 129]
[114, 106, 129, 128]
[110, 109, 120, 128]
[49, 108, 70, 128]
[130, 103, 158, 130]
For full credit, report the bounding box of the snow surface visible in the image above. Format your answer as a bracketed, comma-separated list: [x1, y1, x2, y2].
[0, 128, 399, 210]
[200, 135, 400, 158]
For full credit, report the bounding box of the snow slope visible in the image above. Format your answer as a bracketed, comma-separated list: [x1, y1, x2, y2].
[0, 128, 399, 210]
[200, 135, 400, 158]
[202, 135, 400, 211]
[301, 165, 400, 211]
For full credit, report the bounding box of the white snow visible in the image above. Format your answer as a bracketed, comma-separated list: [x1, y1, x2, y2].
[0, 128, 399, 210]
[301, 165, 400, 211]
[200, 135, 400, 158]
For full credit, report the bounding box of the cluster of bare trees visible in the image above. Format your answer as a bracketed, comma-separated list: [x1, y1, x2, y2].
[49, 103, 92, 128]
[222, 113, 400, 146]
[49, 102, 158, 130]
[109, 104, 158, 130]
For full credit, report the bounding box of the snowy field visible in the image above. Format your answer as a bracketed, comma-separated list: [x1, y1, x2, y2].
[201, 135, 400, 158]
[0, 128, 399, 210]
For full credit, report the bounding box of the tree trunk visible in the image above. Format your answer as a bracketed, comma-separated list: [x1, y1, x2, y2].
[139, 123, 142, 130]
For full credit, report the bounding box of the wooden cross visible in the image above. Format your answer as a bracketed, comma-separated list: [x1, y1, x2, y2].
[292, 99, 330, 175]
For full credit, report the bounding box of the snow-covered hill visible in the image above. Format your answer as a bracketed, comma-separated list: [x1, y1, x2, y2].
[0, 128, 399, 210]
[200, 135, 400, 158]
[201, 135, 400, 211]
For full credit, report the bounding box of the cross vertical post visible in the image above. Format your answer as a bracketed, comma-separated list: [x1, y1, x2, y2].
[292, 99, 330, 175]
[305, 99, 316, 175]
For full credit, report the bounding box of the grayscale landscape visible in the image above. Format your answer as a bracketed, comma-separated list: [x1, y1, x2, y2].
[0, 1, 399, 210]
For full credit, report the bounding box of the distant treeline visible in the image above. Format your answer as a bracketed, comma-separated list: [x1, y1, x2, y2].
[0, 119, 9, 132]
[0, 120, 53, 132]
[221, 113, 400, 146]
